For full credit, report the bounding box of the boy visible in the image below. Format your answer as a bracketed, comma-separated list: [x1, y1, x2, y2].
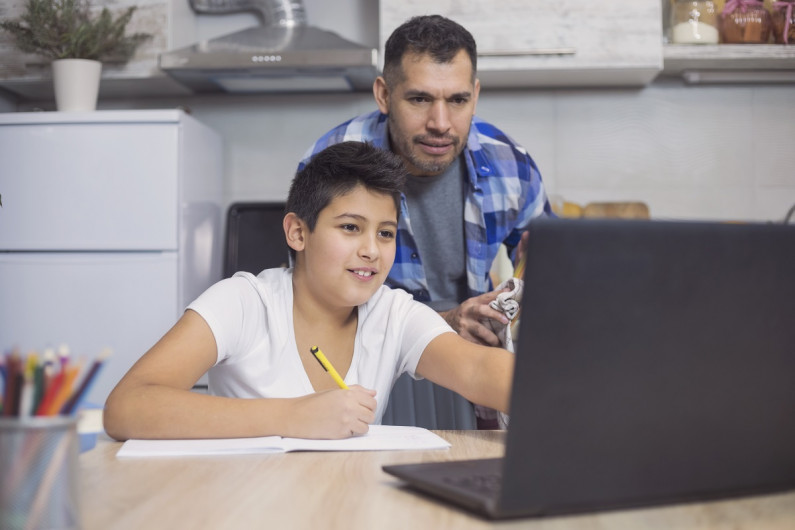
[103, 142, 513, 441]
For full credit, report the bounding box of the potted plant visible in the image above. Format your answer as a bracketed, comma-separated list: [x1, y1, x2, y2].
[0, 0, 151, 111]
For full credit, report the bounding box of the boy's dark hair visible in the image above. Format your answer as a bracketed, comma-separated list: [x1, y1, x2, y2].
[383, 15, 477, 87]
[286, 142, 408, 259]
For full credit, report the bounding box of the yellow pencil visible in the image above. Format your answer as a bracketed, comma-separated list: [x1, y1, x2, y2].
[309, 347, 349, 389]
[513, 252, 526, 279]
[19, 353, 38, 417]
[512, 252, 526, 323]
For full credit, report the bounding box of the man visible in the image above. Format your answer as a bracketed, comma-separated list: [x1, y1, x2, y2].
[299, 15, 553, 348]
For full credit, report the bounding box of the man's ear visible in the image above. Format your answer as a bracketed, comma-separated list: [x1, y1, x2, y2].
[283, 212, 307, 253]
[373, 76, 389, 115]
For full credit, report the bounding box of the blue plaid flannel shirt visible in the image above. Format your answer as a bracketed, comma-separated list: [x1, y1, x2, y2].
[298, 110, 553, 302]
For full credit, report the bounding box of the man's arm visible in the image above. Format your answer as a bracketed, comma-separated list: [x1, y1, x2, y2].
[443, 144, 547, 345]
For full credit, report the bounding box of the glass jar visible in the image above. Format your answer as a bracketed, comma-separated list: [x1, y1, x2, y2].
[671, 0, 720, 43]
[720, 0, 773, 43]
[771, 1, 795, 43]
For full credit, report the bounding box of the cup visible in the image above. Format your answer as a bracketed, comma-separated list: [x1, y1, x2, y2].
[0, 416, 81, 530]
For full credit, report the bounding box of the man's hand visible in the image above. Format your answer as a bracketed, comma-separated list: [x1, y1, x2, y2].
[439, 230, 529, 346]
[440, 289, 511, 347]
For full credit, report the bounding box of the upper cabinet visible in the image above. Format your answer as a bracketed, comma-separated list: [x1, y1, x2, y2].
[658, 0, 795, 83]
[2, 0, 791, 100]
[380, 0, 665, 88]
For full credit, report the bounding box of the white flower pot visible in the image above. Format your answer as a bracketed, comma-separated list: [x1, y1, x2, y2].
[52, 59, 102, 112]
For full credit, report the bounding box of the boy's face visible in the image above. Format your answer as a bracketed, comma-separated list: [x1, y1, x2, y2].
[375, 48, 479, 177]
[301, 185, 398, 308]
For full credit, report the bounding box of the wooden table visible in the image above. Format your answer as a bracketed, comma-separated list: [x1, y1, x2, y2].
[79, 430, 795, 529]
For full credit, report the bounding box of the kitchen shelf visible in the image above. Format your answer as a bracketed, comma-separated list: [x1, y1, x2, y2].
[661, 44, 795, 83]
[0, 72, 192, 103]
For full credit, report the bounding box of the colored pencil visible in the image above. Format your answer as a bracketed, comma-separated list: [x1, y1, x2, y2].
[2, 351, 21, 416]
[35, 364, 65, 417]
[17, 354, 37, 418]
[2, 347, 108, 417]
[60, 349, 110, 414]
[45, 362, 82, 416]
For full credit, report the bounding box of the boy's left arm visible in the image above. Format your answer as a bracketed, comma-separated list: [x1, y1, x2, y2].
[415, 332, 514, 413]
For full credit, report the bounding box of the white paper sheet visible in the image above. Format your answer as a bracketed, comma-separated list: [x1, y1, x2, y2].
[116, 425, 451, 457]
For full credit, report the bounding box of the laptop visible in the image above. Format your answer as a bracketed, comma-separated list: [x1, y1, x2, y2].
[383, 219, 795, 519]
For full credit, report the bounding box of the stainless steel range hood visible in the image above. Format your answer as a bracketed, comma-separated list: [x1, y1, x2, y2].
[159, 0, 378, 94]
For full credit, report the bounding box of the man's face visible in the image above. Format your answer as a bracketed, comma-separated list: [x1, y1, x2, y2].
[375, 49, 479, 177]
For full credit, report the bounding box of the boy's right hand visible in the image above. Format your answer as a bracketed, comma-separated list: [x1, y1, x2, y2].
[287, 385, 377, 439]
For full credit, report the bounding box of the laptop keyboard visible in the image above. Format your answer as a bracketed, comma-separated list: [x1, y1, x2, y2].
[443, 473, 502, 496]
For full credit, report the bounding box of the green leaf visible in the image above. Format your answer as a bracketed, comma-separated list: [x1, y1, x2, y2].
[0, 0, 152, 62]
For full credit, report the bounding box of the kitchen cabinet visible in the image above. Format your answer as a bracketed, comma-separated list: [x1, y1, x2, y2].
[0, 109, 223, 405]
[659, 0, 795, 83]
[380, 0, 664, 88]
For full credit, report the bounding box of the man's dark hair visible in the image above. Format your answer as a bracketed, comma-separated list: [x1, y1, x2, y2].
[285, 142, 408, 259]
[383, 15, 477, 86]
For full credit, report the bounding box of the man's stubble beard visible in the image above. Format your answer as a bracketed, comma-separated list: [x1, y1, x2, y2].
[387, 115, 467, 177]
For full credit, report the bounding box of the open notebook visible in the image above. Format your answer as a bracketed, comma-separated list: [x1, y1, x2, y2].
[116, 425, 450, 457]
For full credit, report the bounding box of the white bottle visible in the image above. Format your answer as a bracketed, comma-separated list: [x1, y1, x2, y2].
[670, 0, 720, 44]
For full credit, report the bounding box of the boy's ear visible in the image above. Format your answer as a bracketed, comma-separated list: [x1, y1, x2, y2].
[283, 212, 306, 252]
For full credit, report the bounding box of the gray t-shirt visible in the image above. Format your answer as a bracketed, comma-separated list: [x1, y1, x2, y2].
[403, 156, 468, 311]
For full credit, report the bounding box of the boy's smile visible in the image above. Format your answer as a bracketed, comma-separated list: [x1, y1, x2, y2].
[300, 185, 398, 309]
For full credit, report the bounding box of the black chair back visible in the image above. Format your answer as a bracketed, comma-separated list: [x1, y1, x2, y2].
[224, 202, 290, 278]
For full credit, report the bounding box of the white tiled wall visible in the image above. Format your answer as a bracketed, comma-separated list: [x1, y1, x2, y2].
[179, 84, 794, 223]
[32, 81, 786, 225]
[476, 83, 795, 222]
[0, 96, 12, 113]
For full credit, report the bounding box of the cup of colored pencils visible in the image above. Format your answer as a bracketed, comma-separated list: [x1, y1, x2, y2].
[0, 346, 110, 530]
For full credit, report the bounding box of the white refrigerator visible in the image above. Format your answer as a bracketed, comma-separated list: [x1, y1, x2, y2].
[0, 109, 223, 406]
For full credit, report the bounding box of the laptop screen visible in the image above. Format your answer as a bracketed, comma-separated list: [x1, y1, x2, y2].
[499, 219, 795, 516]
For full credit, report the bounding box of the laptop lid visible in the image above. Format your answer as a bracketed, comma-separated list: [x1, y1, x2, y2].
[497, 219, 795, 517]
[384, 219, 795, 519]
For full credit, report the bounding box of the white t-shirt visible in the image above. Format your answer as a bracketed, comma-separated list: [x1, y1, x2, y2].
[187, 268, 454, 423]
